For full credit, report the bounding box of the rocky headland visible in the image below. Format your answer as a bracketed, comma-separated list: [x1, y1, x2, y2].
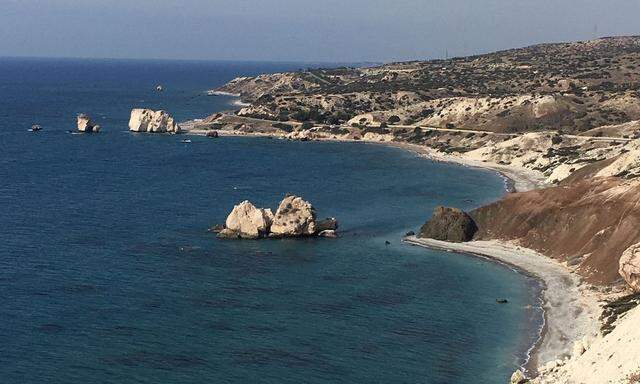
[214, 195, 338, 239]
[187, 36, 640, 383]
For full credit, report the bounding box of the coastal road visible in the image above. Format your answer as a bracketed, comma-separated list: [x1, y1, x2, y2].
[184, 113, 633, 143]
[385, 124, 633, 143]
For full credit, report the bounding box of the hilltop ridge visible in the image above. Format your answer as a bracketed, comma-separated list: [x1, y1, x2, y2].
[216, 36, 640, 134]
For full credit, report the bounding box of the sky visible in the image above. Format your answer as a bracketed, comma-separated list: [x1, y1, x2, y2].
[2, 0, 640, 63]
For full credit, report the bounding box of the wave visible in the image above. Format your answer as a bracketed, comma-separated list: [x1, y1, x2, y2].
[207, 90, 240, 97]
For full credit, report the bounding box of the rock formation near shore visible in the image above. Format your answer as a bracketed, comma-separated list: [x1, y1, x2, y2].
[419, 206, 478, 242]
[216, 195, 338, 239]
[620, 243, 640, 292]
[128, 109, 180, 133]
[77, 113, 100, 133]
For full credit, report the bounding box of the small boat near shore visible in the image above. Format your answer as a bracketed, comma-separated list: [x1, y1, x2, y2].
[181, 139, 192, 144]
[29, 124, 42, 132]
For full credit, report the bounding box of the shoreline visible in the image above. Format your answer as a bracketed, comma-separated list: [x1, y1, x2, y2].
[185, 127, 546, 193]
[403, 237, 602, 375]
[184, 124, 600, 376]
[369, 140, 547, 193]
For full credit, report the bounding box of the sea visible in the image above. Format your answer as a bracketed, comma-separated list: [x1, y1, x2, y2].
[0, 58, 543, 383]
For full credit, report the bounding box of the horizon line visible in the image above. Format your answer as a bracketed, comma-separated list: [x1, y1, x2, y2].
[0, 54, 385, 66]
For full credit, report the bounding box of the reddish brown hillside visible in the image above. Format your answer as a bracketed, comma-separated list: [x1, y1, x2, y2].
[471, 177, 640, 285]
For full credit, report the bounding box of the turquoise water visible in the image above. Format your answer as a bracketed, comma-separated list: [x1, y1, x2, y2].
[0, 59, 541, 383]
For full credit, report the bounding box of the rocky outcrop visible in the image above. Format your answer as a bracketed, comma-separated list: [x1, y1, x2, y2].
[620, 243, 640, 292]
[220, 201, 273, 239]
[216, 195, 338, 239]
[77, 113, 100, 133]
[270, 195, 317, 237]
[128, 109, 180, 133]
[510, 370, 528, 384]
[419, 206, 478, 242]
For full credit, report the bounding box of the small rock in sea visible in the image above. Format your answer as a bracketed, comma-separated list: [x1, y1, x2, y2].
[496, 298, 509, 304]
[206, 130, 219, 138]
[208, 224, 225, 233]
[316, 217, 339, 232]
[77, 113, 101, 133]
[217, 228, 241, 239]
[318, 230, 338, 238]
[405, 231, 415, 237]
[385, 241, 391, 245]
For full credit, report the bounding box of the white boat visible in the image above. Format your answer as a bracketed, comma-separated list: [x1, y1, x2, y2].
[29, 124, 42, 132]
[181, 139, 192, 144]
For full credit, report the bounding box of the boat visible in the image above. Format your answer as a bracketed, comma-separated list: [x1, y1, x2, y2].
[181, 139, 192, 144]
[156, 85, 164, 92]
[29, 124, 42, 132]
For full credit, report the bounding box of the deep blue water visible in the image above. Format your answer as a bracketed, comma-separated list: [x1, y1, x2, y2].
[0, 59, 541, 383]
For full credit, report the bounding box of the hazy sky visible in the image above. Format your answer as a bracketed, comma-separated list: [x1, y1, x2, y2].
[2, 0, 640, 62]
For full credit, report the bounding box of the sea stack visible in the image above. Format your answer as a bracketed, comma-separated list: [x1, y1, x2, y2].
[77, 113, 100, 133]
[128, 109, 180, 133]
[216, 195, 339, 239]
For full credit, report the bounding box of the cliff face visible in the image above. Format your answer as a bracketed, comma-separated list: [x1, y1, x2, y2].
[471, 177, 640, 285]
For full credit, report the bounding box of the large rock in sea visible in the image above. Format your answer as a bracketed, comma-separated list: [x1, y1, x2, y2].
[270, 195, 317, 237]
[619, 243, 640, 292]
[221, 200, 274, 239]
[128, 109, 180, 133]
[419, 206, 478, 242]
[216, 195, 338, 239]
[77, 113, 100, 133]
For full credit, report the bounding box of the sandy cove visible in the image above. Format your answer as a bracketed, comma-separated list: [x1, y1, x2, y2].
[403, 237, 603, 374]
[185, 126, 604, 376]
